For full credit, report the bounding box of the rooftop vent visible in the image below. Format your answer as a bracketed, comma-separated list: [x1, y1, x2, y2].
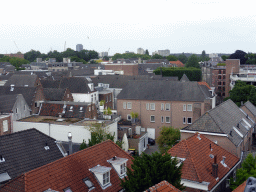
[0, 155, 5, 163]
[237, 123, 240, 128]
[10, 84, 14, 91]
[44, 141, 50, 150]
[230, 130, 232, 136]
[197, 133, 201, 140]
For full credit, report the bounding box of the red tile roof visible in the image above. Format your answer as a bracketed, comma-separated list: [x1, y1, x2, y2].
[169, 60, 185, 67]
[1, 140, 133, 192]
[198, 81, 211, 89]
[232, 180, 246, 192]
[145, 180, 181, 192]
[168, 133, 239, 191]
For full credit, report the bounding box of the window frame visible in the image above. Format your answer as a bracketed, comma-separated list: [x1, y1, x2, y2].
[183, 117, 186, 124]
[183, 104, 186, 111]
[187, 117, 192, 124]
[127, 102, 132, 109]
[161, 116, 164, 123]
[3, 120, 8, 132]
[150, 103, 155, 110]
[83, 177, 95, 190]
[161, 103, 164, 111]
[165, 116, 170, 123]
[150, 115, 155, 122]
[120, 163, 126, 175]
[103, 171, 110, 185]
[187, 104, 192, 111]
[146, 103, 149, 110]
[165, 103, 170, 111]
[123, 102, 126, 109]
[127, 114, 132, 121]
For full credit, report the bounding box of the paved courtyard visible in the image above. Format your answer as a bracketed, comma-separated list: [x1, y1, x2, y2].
[144, 143, 160, 155]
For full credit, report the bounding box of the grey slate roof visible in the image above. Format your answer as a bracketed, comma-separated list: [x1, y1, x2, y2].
[180, 74, 190, 82]
[0, 87, 36, 107]
[4, 74, 38, 87]
[117, 80, 212, 101]
[0, 94, 18, 113]
[0, 129, 64, 182]
[244, 101, 256, 117]
[43, 88, 66, 101]
[41, 77, 91, 93]
[183, 99, 255, 146]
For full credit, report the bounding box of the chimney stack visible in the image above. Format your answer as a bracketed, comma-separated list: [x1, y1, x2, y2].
[68, 132, 72, 155]
[212, 155, 218, 178]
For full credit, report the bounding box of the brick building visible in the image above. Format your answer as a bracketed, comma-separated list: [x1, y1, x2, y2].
[4, 53, 24, 59]
[104, 62, 138, 76]
[0, 115, 11, 135]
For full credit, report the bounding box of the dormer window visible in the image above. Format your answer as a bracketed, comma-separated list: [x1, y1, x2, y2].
[107, 157, 128, 178]
[103, 172, 110, 185]
[89, 165, 112, 189]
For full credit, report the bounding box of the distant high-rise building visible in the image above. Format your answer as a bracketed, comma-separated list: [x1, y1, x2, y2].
[158, 49, 170, 57]
[99, 52, 108, 57]
[76, 44, 83, 52]
[137, 48, 145, 54]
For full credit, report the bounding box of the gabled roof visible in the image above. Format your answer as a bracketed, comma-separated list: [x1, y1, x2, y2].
[169, 60, 185, 67]
[0, 86, 36, 107]
[39, 102, 89, 118]
[0, 129, 63, 182]
[4, 74, 38, 87]
[145, 180, 181, 192]
[43, 88, 66, 101]
[117, 80, 212, 102]
[0, 94, 19, 113]
[41, 77, 91, 93]
[180, 74, 190, 82]
[168, 133, 240, 191]
[1, 140, 133, 192]
[232, 180, 246, 192]
[244, 101, 256, 117]
[183, 99, 254, 146]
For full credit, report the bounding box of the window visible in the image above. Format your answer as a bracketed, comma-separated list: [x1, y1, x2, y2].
[183, 104, 186, 111]
[64, 187, 73, 192]
[24, 105, 26, 111]
[218, 82, 221, 85]
[127, 114, 132, 121]
[15, 108, 18, 114]
[223, 75, 226, 79]
[67, 94, 69, 98]
[233, 170, 236, 182]
[218, 75, 221, 79]
[92, 106, 94, 110]
[91, 95, 93, 102]
[109, 95, 111, 101]
[106, 96, 108, 103]
[165, 103, 170, 111]
[123, 102, 126, 109]
[94, 94, 96, 101]
[161, 103, 164, 110]
[223, 87, 225, 91]
[187, 117, 192, 124]
[89, 107, 91, 111]
[3, 120, 8, 132]
[166, 116, 170, 123]
[83, 178, 94, 190]
[103, 172, 110, 185]
[150, 103, 155, 110]
[120, 163, 126, 175]
[150, 115, 155, 122]
[146, 103, 149, 110]
[223, 82, 225, 85]
[161, 116, 164, 123]
[183, 117, 186, 124]
[127, 102, 132, 109]
[187, 104, 192, 111]
[226, 179, 230, 188]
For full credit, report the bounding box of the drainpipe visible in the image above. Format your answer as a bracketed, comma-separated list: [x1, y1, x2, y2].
[68, 132, 72, 155]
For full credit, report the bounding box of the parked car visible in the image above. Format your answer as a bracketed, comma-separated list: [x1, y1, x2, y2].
[148, 138, 155, 145]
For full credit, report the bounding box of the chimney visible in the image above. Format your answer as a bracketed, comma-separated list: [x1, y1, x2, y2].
[222, 156, 226, 164]
[68, 132, 72, 155]
[197, 133, 201, 140]
[212, 155, 218, 178]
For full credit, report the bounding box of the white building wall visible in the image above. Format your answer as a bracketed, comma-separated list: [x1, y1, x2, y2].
[72, 92, 99, 105]
[105, 121, 118, 142]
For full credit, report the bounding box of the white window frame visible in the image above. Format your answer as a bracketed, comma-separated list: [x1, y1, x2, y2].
[165, 103, 170, 111]
[120, 163, 126, 175]
[150, 115, 155, 122]
[123, 102, 126, 109]
[183, 117, 186, 124]
[146, 103, 149, 110]
[233, 170, 236, 182]
[226, 179, 230, 188]
[161, 116, 164, 123]
[3, 120, 8, 132]
[161, 103, 164, 111]
[127, 102, 132, 109]
[103, 171, 110, 185]
[187, 104, 192, 111]
[127, 114, 132, 121]
[187, 117, 192, 124]
[183, 104, 186, 111]
[166, 116, 170, 123]
[150, 103, 155, 110]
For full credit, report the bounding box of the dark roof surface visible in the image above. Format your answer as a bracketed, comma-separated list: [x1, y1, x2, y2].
[43, 88, 66, 101]
[244, 101, 256, 116]
[0, 87, 36, 106]
[0, 94, 18, 113]
[1, 140, 133, 192]
[183, 99, 254, 146]
[4, 74, 38, 87]
[117, 80, 212, 101]
[0, 129, 63, 181]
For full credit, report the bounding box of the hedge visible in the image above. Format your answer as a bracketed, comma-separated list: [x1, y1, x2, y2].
[154, 67, 202, 81]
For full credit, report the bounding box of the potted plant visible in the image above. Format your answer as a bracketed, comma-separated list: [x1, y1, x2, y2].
[130, 112, 135, 123]
[99, 100, 105, 110]
[103, 107, 112, 120]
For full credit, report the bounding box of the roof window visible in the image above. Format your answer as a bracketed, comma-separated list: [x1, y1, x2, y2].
[83, 177, 95, 191]
[63, 187, 72, 192]
[107, 156, 128, 178]
[0, 172, 11, 183]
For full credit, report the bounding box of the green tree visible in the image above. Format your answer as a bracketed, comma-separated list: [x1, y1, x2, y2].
[245, 52, 256, 64]
[151, 54, 163, 59]
[0, 54, 4, 59]
[229, 80, 254, 106]
[166, 55, 178, 61]
[221, 55, 229, 61]
[230, 153, 256, 190]
[156, 126, 180, 154]
[24, 49, 41, 62]
[79, 139, 87, 150]
[178, 53, 188, 64]
[145, 49, 149, 55]
[120, 152, 185, 192]
[199, 50, 210, 62]
[248, 87, 256, 106]
[186, 54, 200, 68]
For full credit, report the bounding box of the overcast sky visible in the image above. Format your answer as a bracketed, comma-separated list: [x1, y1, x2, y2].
[1, 0, 256, 55]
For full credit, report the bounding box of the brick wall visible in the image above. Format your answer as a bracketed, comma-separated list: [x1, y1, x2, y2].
[99, 92, 113, 109]
[225, 59, 240, 97]
[63, 88, 74, 101]
[31, 85, 45, 114]
[85, 104, 98, 119]
[0, 115, 11, 135]
[104, 64, 138, 76]
[4, 54, 24, 59]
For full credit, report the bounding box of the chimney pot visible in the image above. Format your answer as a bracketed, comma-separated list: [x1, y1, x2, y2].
[212, 155, 218, 178]
[68, 132, 72, 155]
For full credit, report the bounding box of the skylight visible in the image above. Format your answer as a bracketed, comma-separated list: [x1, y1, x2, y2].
[233, 127, 243, 138]
[0, 172, 11, 183]
[83, 178, 95, 190]
[63, 187, 72, 192]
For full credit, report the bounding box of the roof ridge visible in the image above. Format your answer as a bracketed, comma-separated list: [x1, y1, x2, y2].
[185, 138, 202, 182]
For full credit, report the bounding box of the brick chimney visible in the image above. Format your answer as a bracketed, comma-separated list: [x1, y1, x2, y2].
[212, 155, 218, 178]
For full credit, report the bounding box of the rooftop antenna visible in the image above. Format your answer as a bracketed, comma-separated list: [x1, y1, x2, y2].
[13, 41, 21, 53]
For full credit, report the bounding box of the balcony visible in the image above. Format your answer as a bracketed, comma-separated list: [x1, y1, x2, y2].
[230, 74, 256, 82]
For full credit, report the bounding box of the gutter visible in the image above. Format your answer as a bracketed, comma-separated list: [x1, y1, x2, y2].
[209, 151, 243, 192]
[180, 130, 228, 137]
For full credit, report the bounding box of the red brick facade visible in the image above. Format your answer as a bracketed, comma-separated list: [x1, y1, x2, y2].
[104, 64, 138, 76]
[0, 115, 11, 135]
[99, 92, 113, 109]
[4, 53, 24, 59]
[63, 88, 74, 102]
[225, 59, 240, 97]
